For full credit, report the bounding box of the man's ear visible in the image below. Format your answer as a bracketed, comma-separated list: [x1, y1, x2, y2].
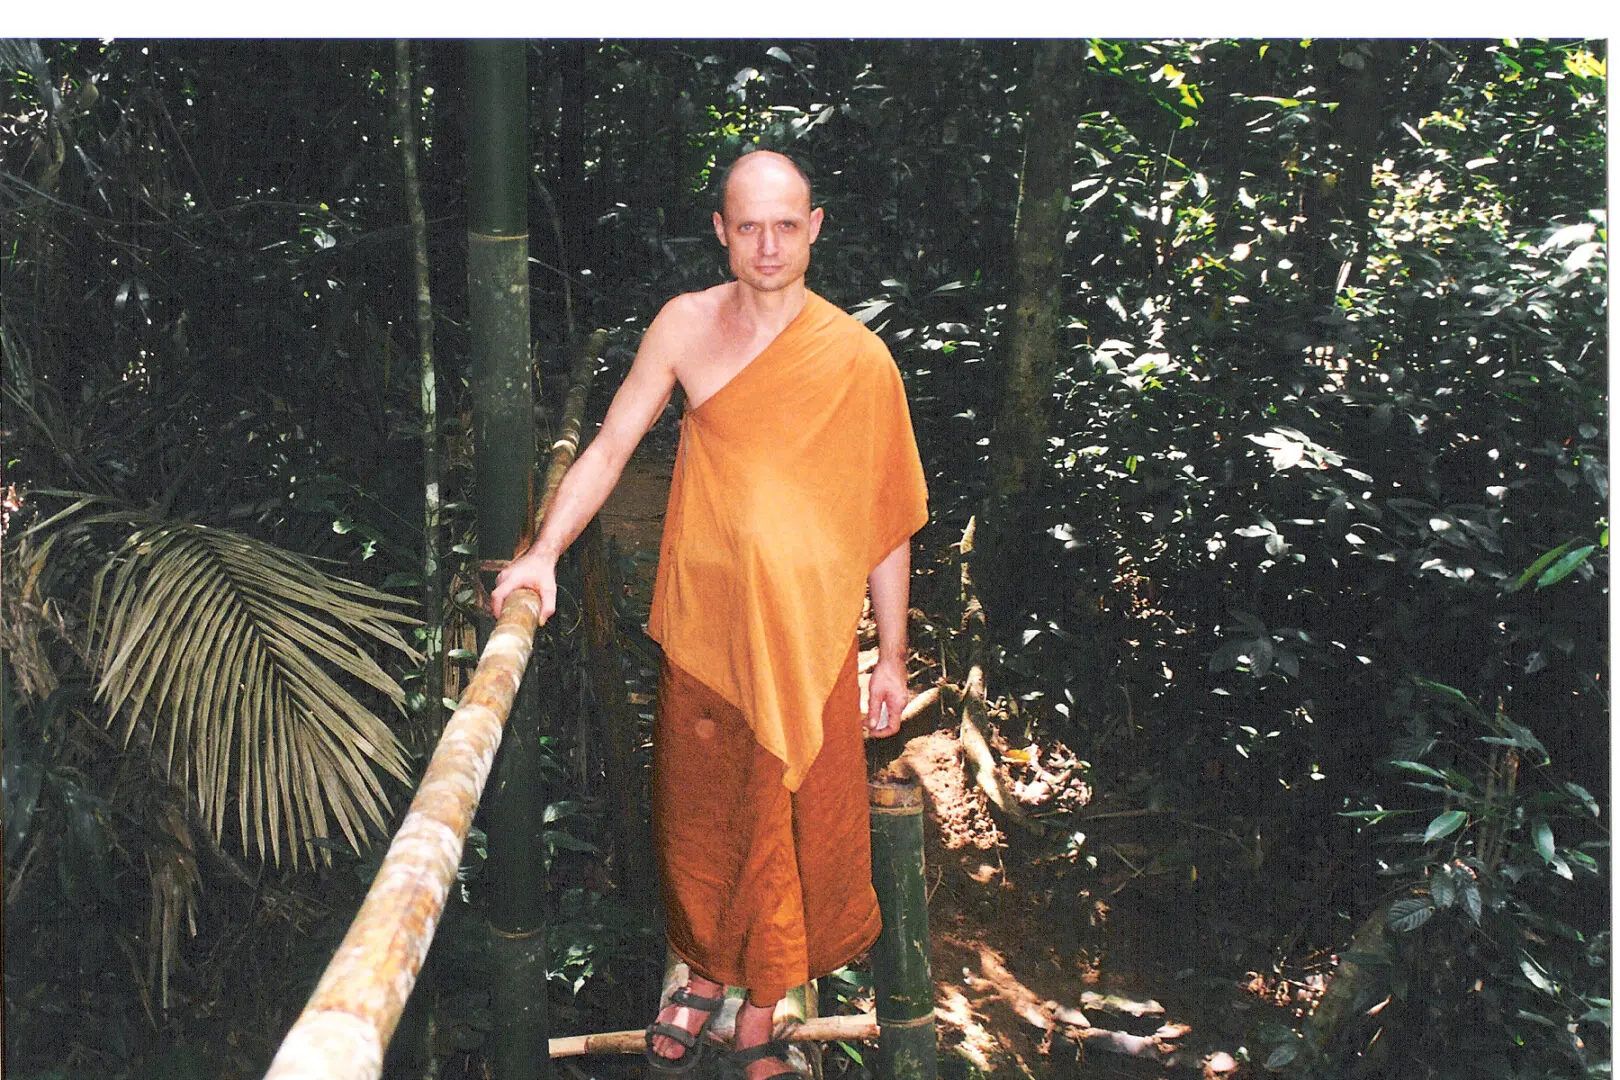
[809, 206, 824, 243]
[712, 210, 728, 247]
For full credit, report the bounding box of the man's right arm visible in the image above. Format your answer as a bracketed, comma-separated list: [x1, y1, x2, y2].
[490, 300, 687, 620]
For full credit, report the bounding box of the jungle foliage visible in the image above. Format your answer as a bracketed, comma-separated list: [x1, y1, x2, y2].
[1, 36, 1607, 1080]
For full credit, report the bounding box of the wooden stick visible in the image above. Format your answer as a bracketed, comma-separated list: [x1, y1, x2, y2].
[548, 1013, 880, 1058]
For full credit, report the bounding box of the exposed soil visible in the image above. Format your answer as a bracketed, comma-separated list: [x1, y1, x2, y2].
[593, 435, 1304, 1080]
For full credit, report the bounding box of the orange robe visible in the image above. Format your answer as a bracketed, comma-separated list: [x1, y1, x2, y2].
[647, 291, 928, 1000]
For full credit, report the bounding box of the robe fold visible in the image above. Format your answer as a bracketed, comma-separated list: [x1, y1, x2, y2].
[647, 289, 928, 998]
[648, 290, 930, 791]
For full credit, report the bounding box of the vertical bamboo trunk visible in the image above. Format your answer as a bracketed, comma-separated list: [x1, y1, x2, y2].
[392, 40, 446, 727]
[868, 780, 936, 1080]
[465, 38, 549, 1080]
[979, 39, 1083, 623]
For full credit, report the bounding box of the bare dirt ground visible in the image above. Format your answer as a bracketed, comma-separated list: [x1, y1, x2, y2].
[594, 436, 1293, 1080]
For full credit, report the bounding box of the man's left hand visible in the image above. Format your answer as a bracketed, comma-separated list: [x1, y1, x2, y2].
[865, 658, 909, 738]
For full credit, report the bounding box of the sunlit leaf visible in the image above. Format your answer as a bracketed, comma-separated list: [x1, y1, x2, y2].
[1534, 545, 1594, 589]
[1424, 809, 1467, 842]
[1532, 819, 1557, 864]
[1390, 760, 1447, 780]
[1519, 958, 1557, 994]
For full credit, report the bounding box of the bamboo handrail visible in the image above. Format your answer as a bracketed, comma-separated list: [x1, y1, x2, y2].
[264, 332, 607, 1080]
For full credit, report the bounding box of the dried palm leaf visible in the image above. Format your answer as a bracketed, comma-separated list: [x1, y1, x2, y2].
[21, 497, 420, 866]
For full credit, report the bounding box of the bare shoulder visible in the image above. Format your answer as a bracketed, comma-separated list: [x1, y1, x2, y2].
[653, 284, 730, 334]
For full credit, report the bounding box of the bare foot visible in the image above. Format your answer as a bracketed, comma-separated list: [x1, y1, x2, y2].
[648, 973, 726, 1064]
[732, 998, 796, 1080]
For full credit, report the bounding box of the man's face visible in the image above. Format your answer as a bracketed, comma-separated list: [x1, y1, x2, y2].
[712, 157, 823, 294]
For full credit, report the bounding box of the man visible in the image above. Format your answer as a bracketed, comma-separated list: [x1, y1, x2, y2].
[491, 149, 927, 1080]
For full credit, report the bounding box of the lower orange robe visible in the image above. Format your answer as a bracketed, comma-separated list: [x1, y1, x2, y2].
[646, 291, 928, 1001]
[653, 646, 878, 1003]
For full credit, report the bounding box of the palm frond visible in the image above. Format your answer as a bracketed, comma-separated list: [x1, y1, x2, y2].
[42, 510, 427, 867]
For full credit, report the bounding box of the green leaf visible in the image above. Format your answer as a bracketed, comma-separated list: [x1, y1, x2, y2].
[1431, 869, 1457, 909]
[3, 760, 45, 853]
[1411, 678, 1487, 719]
[1535, 545, 1595, 589]
[1388, 897, 1434, 933]
[1340, 808, 1403, 822]
[1564, 782, 1600, 817]
[1532, 819, 1556, 864]
[545, 832, 601, 855]
[1461, 880, 1482, 923]
[1390, 760, 1447, 779]
[1264, 1041, 1300, 1069]
[1508, 541, 1572, 591]
[1425, 809, 1467, 842]
[1519, 957, 1557, 994]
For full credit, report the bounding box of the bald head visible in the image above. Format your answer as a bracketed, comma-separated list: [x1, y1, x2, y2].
[711, 149, 823, 294]
[717, 150, 813, 220]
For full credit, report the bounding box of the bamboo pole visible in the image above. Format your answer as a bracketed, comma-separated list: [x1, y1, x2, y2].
[868, 780, 937, 1080]
[265, 330, 609, 1079]
[391, 39, 445, 730]
[464, 40, 550, 1080]
[539, 330, 608, 514]
[263, 587, 543, 1080]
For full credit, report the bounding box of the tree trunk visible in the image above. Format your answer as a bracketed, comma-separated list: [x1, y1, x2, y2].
[393, 40, 446, 731]
[557, 42, 587, 296]
[1300, 40, 1396, 311]
[465, 38, 549, 1080]
[978, 39, 1082, 625]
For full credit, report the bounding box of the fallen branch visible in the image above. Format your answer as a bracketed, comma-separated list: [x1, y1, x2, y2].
[1073, 1022, 1186, 1061]
[901, 684, 941, 725]
[548, 1013, 880, 1058]
[957, 666, 1043, 835]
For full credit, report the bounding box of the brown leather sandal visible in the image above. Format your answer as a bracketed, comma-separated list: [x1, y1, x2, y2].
[720, 1039, 801, 1080]
[644, 983, 726, 1074]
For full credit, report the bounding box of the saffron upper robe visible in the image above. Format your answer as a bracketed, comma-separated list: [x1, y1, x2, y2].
[647, 291, 929, 791]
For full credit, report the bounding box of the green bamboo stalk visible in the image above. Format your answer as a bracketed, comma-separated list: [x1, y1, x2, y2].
[392, 40, 445, 728]
[868, 779, 937, 1080]
[465, 38, 549, 1080]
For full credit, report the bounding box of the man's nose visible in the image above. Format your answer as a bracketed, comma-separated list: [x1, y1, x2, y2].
[759, 228, 779, 254]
